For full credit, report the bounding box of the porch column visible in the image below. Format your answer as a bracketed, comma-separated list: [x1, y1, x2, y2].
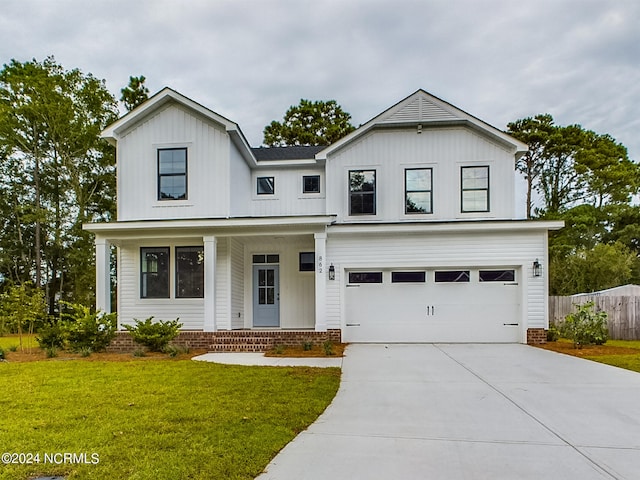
[203, 236, 217, 332]
[314, 232, 327, 331]
[95, 236, 111, 314]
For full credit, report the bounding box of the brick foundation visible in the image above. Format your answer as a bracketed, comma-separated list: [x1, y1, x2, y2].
[526, 328, 547, 345]
[107, 329, 343, 353]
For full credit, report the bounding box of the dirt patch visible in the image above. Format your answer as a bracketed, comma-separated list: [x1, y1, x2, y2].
[264, 343, 347, 358]
[536, 341, 640, 357]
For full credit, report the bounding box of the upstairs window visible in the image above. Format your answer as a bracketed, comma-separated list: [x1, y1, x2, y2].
[140, 247, 170, 298]
[158, 148, 187, 200]
[405, 168, 433, 214]
[303, 175, 321, 194]
[461, 166, 489, 212]
[349, 170, 376, 215]
[257, 176, 275, 195]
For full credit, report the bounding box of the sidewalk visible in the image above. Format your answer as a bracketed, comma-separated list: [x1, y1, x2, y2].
[192, 352, 343, 368]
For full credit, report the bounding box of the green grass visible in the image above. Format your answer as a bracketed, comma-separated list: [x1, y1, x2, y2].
[603, 339, 640, 350]
[0, 359, 340, 479]
[0, 334, 35, 350]
[584, 354, 640, 372]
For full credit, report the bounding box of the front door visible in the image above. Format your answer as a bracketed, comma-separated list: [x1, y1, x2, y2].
[253, 264, 280, 327]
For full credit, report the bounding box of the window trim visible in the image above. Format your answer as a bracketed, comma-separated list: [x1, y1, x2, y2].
[302, 175, 321, 194]
[405, 167, 433, 214]
[175, 246, 205, 298]
[257, 176, 275, 195]
[157, 147, 188, 201]
[461, 165, 490, 213]
[140, 247, 170, 299]
[349, 169, 377, 216]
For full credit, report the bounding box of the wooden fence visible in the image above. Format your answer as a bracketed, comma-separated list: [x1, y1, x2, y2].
[549, 296, 640, 340]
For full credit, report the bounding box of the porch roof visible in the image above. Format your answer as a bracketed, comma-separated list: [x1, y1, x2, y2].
[83, 215, 335, 241]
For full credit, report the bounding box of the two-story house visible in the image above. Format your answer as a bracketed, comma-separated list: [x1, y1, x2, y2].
[85, 88, 563, 348]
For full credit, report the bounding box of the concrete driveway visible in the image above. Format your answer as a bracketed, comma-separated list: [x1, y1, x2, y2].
[256, 344, 640, 480]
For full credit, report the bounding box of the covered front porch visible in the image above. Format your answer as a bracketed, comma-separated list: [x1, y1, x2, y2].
[84, 216, 335, 339]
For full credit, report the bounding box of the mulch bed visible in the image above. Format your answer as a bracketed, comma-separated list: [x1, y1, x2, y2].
[264, 343, 347, 358]
[1, 347, 206, 363]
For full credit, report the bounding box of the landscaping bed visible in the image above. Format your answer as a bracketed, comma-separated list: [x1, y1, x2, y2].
[264, 342, 347, 357]
[536, 339, 640, 373]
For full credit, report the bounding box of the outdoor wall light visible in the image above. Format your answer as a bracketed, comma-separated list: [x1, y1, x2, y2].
[328, 264, 335, 280]
[533, 259, 542, 277]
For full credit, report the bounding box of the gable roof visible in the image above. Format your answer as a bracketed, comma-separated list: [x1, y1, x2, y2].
[101, 87, 257, 166]
[316, 89, 528, 160]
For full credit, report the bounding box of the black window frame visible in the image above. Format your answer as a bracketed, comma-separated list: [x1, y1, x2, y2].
[479, 270, 516, 282]
[349, 169, 376, 215]
[299, 252, 315, 272]
[140, 247, 170, 298]
[348, 272, 383, 284]
[405, 168, 433, 214]
[434, 270, 470, 283]
[257, 176, 275, 195]
[461, 166, 490, 213]
[302, 175, 321, 194]
[175, 246, 205, 298]
[157, 148, 188, 201]
[391, 271, 426, 283]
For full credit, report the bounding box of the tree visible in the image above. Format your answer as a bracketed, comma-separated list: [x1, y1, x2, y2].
[507, 114, 555, 219]
[263, 99, 356, 146]
[120, 75, 149, 112]
[0, 57, 118, 310]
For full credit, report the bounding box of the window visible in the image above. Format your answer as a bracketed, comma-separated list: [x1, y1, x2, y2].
[405, 168, 433, 214]
[349, 170, 376, 215]
[461, 166, 489, 212]
[348, 272, 383, 283]
[253, 254, 280, 264]
[140, 247, 170, 298]
[176, 247, 204, 298]
[479, 270, 515, 282]
[435, 270, 470, 283]
[257, 176, 275, 195]
[392, 271, 426, 283]
[299, 252, 315, 272]
[158, 148, 187, 200]
[303, 175, 320, 194]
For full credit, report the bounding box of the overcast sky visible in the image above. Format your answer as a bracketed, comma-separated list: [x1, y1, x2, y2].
[1, 0, 639, 160]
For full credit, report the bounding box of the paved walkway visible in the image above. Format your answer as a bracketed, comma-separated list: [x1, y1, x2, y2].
[192, 352, 342, 368]
[254, 344, 640, 480]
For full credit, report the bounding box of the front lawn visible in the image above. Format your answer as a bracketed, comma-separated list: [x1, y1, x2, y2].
[537, 339, 640, 373]
[0, 358, 340, 480]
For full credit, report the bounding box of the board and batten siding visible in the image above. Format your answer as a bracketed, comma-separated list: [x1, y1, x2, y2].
[325, 127, 518, 223]
[230, 238, 245, 329]
[250, 168, 326, 217]
[325, 229, 548, 333]
[117, 103, 232, 221]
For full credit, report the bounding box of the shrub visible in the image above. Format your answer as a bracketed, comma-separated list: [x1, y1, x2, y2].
[133, 348, 146, 358]
[36, 321, 66, 350]
[8, 345, 18, 352]
[45, 346, 58, 358]
[322, 340, 335, 356]
[0, 346, 5, 361]
[164, 345, 180, 358]
[302, 341, 314, 351]
[559, 302, 608, 348]
[546, 324, 560, 342]
[124, 317, 182, 352]
[62, 303, 117, 353]
[273, 344, 285, 355]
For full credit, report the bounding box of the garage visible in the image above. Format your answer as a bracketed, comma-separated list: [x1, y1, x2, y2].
[344, 268, 521, 343]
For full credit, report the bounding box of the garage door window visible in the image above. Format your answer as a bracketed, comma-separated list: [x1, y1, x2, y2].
[435, 270, 470, 283]
[349, 272, 383, 284]
[391, 271, 426, 283]
[479, 270, 515, 282]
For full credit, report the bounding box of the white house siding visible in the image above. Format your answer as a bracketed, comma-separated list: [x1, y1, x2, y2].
[229, 145, 252, 217]
[241, 236, 316, 329]
[325, 127, 517, 223]
[117, 103, 231, 221]
[250, 168, 326, 217]
[325, 229, 548, 339]
[229, 238, 245, 329]
[215, 238, 230, 329]
[117, 239, 207, 330]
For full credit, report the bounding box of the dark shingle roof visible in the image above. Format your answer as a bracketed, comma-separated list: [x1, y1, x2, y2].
[251, 145, 326, 161]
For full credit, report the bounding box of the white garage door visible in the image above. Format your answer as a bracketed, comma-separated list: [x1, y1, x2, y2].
[344, 269, 521, 343]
